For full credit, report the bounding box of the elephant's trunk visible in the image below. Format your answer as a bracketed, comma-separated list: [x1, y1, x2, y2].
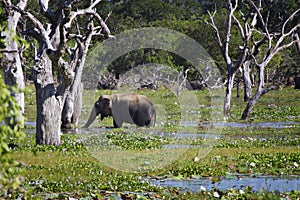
[83, 106, 97, 128]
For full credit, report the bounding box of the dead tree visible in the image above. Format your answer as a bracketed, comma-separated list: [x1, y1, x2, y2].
[204, 0, 300, 119]
[241, 1, 300, 119]
[7, 0, 111, 145]
[203, 0, 257, 118]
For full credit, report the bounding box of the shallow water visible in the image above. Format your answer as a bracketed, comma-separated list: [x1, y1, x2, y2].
[181, 121, 300, 129]
[150, 175, 300, 193]
[25, 121, 300, 130]
[163, 144, 202, 149]
[25, 121, 36, 127]
[161, 132, 222, 138]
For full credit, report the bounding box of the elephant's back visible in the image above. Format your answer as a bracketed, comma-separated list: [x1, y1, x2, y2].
[112, 94, 156, 126]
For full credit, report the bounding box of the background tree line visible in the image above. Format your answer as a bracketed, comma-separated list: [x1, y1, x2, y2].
[5, 0, 298, 87]
[83, 0, 300, 88]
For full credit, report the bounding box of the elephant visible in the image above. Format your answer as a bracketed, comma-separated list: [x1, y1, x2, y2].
[83, 94, 156, 128]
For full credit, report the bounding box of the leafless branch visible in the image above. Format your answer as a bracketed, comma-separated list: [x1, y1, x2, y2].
[64, 0, 111, 37]
[9, 4, 54, 50]
[281, 9, 300, 37]
[263, 8, 300, 63]
[249, 0, 273, 60]
[0, 49, 18, 53]
[206, 11, 223, 52]
[177, 68, 190, 96]
[39, 0, 55, 22]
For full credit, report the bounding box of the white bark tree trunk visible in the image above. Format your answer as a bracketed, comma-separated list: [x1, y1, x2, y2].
[294, 33, 300, 54]
[34, 51, 62, 145]
[241, 1, 300, 120]
[72, 83, 83, 125]
[205, 0, 247, 119]
[242, 61, 252, 101]
[3, 0, 27, 127]
[224, 69, 235, 118]
[242, 65, 278, 119]
[4, 0, 111, 145]
[61, 82, 83, 129]
[61, 29, 93, 129]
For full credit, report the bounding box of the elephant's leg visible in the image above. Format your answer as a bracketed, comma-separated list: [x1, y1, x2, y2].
[113, 118, 121, 128]
[132, 110, 151, 127]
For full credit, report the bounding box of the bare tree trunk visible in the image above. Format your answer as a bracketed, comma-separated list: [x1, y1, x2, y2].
[241, 65, 278, 119]
[236, 78, 241, 98]
[177, 69, 189, 96]
[224, 71, 235, 118]
[61, 28, 93, 129]
[34, 52, 62, 145]
[293, 33, 300, 54]
[242, 61, 252, 101]
[4, 0, 111, 146]
[61, 82, 83, 129]
[241, 65, 264, 119]
[73, 83, 83, 125]
[2, 0, 27, 127]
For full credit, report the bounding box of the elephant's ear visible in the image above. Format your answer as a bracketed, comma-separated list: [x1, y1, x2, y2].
[102, 97, 112, 115]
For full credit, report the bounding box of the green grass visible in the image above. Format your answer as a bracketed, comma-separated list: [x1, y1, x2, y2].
[8, 86, 300, 199]
[10, 131, 300, 198]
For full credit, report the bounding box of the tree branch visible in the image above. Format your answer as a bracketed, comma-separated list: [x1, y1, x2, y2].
[264, 9, 300, 63]
[64, 0, 111, 37]
[206, 10, 224, 57]
[262, 85, 279, 95]
[0, 49, 18, 53]
[281, 9, 300, 37]
[9, 4, 54, 51]
[39, 0, 55, 22]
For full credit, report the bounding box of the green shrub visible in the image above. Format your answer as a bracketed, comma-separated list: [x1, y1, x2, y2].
[0, 75, 25, 197]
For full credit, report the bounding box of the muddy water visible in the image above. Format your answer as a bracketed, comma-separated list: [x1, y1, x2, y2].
[150, 175, 300, 193]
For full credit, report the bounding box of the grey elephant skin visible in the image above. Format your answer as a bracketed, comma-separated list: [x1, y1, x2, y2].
[83, 94, 156, 128]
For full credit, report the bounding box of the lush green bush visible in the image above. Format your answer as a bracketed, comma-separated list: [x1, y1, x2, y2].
[0, 75, 25, 197]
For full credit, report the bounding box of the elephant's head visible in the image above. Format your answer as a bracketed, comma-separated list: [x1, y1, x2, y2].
[95, 95, 112, 119]
[83, 95, 112, 128]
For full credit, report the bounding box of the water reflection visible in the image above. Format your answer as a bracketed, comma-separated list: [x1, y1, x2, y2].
[25, 121, 36, 127]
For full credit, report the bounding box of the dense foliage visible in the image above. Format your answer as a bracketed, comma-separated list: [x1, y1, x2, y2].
[0, 6, 25, 196]
[81, 0, 300, 85]
[15, 0, 299, 85]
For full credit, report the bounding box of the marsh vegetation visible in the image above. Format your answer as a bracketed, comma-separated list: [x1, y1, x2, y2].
[6, 86, 300, 199]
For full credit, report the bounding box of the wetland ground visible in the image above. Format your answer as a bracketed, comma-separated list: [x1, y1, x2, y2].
[8, 86, 300, 199]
